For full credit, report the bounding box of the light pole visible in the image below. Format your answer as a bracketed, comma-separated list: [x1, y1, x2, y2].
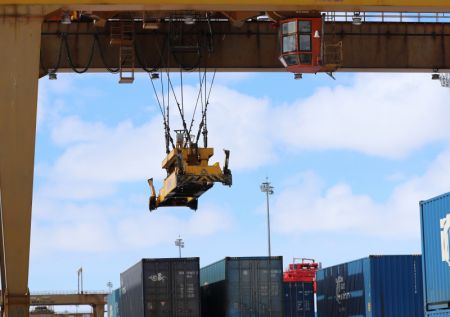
[77, 267, 83, 294]
[175, 236, 184, 258]
[107, 281, 113, 293]
[260, 178, 274, 257]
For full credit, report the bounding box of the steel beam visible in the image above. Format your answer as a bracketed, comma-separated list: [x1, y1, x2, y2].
[0, 8, 44, 317]
[40, 21, 450, 74]
[29, 293, 107, 306]
[2, 1, 450, 13]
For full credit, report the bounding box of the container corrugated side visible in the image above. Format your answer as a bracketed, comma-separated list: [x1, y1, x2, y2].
[201, 256, 284, 317]
[421, 193, 450, 312]
[370, 255, 423, 317]
[121, 257, 200, 317]
[144, 258, 200, 317]
[107, 288, 121, 317]
[121, 261, 144, 317]
[316, 255, 424, 317]
[316, 257, 366, 317]
[283, 282, 314, 317]
[200, 258, 226, 285]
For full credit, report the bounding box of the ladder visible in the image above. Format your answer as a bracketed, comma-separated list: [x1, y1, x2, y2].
[110, 22, 135, 84]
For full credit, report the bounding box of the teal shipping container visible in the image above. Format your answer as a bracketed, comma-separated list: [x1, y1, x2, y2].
[421, 193, 450, 317]
[107, 288, 121, 317]
[201, 256, 283, 317]
[316, 255, 423, 317]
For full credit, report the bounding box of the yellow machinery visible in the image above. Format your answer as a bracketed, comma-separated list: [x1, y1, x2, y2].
[148, 132, 231, 211]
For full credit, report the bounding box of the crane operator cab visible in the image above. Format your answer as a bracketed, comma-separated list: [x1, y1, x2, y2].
[148, 131, 232, 211]
[278, 15, 342, 77]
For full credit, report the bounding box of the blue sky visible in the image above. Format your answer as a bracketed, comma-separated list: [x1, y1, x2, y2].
[30, 71, 450, 301]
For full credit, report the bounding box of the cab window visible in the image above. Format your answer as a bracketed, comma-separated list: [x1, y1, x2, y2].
[283, 35, 297, 53]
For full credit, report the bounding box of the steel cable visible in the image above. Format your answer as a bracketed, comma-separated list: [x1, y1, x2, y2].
[63, 33, 96, 74]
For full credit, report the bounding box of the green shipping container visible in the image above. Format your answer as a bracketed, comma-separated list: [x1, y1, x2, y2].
[201, 256, 283, 317]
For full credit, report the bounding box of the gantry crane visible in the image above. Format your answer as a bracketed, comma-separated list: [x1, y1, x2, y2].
[2, 1, 450, 317]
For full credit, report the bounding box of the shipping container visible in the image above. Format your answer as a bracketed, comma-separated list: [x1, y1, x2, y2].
[316, 255, 423, 317]
[421, 193, 450, 317]
[201, 256, 283, 317]
[120, 257, 200, 317]
[283, 282, 314, 317]
[107, 288, 121, 317]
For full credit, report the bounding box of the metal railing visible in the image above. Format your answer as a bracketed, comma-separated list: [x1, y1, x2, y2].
[324, 12, 450, 23]
[30, 290, 110, 295]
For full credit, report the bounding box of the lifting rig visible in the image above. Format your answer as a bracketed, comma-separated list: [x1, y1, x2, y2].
[148, 132, 231, 211]
[147, 16, 232, 211]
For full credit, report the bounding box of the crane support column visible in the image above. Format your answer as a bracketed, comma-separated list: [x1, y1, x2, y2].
[0, 6, 49, 317]
[93, 304, 105, 317]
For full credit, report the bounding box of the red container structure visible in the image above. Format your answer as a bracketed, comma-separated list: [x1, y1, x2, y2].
[283, 258, 320, 290]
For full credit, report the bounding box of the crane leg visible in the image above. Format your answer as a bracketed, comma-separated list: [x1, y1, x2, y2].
[0, 7, 46, 317]
[93, 305, 104, 317]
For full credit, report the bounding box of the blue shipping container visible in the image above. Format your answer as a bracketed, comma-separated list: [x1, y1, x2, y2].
[283, 282, 314, 317]
[421, 193, 450, 317]
[107, 288, 121, 317]
[316, 255, 423, 317]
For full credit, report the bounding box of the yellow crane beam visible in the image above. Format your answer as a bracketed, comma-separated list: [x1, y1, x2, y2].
[2, 1, 450, 12]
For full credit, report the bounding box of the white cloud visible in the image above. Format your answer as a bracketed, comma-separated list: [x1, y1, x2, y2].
[117, 205, 232, 248]
[31, 199, 233, 255]
[277, 73, 450, 158]
[51, 116, 110, 146]
[39, 82, 275, 202]
[39, 118, 167, 200]
[34, 73, 450, 252]
[273, 149, 450, 239]
[207, 85, 275, 169]
[40, 73, 450, 201]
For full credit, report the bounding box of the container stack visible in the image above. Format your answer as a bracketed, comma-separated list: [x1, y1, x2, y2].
[201, 256, 284, 317]
[120, 257, 200, 317]
[283, 258, 318, 317]
[316, 255, 424, 317]
[421, 193, 450, 317]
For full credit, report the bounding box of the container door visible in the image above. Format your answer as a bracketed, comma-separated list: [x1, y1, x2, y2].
[256, 260, 283, 317]
[300, 283, 314, 317]
[143, 261, 171, 317]
[172, 261, 200, 317]
[227, 259, 253, 317]
[227, 259, 283, 317]
[284, 282, 314, 317]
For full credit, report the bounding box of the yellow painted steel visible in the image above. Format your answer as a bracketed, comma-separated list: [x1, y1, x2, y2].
[148, 146, 231, 211]
[2, 0, 450, 11]
[0, 13, 42, 317]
